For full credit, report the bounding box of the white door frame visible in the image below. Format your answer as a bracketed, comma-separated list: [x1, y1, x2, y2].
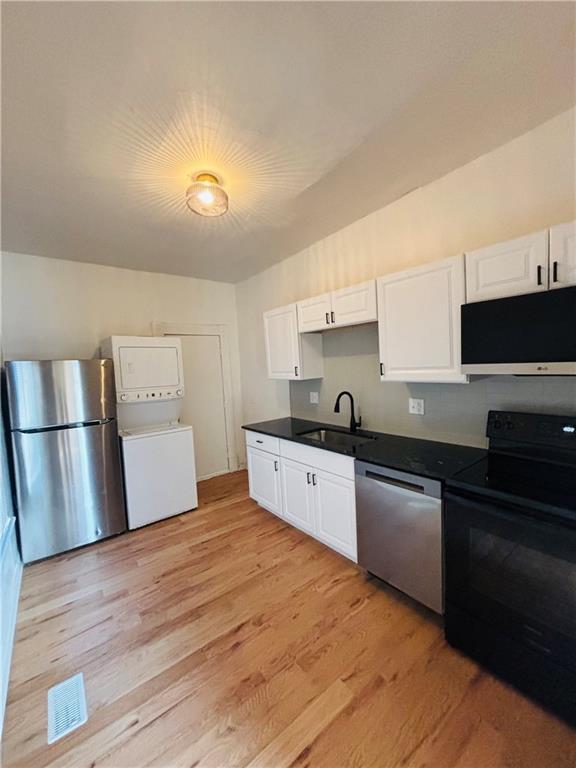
[152, 322, 239, 476]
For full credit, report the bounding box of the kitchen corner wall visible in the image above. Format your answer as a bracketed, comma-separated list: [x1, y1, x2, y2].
[235, 106, 576, 445]
[0, 253, 245, 468]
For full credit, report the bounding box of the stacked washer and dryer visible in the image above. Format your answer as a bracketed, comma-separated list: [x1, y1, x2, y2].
[102, 336, 198, 529]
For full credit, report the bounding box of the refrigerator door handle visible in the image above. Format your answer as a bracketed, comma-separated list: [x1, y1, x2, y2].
[16, 418, 115, 434]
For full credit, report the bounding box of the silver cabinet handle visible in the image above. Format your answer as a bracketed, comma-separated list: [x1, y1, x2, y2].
[256, 439, 263, 443]
[294, 365, 299, 377]
[331, 311, 335, 324]
[312, 473, 317, 486]
[325, 312, 330, 325]
[307, 472, 311, 484]
[274, 460, 278, 472]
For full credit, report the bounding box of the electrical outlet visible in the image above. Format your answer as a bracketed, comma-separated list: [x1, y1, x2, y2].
[409, 398, 425, 415]
[309, 391, 319, 405]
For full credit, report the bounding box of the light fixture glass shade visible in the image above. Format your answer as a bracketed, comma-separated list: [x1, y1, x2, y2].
[186, 173, 228, 217]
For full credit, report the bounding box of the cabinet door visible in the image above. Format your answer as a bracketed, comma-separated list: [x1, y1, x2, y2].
[549, 221, 576, 290]
[297, 293, 332, 332]
[263, 304, 301, 379]
[331, 280, 377, 327]
[377, 255, 467, 383]
[465, 230, 548, 302]
[247, 447, 282, 516]
[313, 470, 357, 561]
[280, 458, 315, 534]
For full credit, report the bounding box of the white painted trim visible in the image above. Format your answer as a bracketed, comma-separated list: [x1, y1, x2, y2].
[152, 322, 239, 473]
[0, 519, 23, 741]
[197, 468, 232, 482]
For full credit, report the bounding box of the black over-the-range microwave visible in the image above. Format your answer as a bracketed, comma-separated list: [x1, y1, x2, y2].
[461, 285, 576, 375]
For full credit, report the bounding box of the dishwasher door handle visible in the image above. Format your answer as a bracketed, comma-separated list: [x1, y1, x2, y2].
[365, 470, 426, 495]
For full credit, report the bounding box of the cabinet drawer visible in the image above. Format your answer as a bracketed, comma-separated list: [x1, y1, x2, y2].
[245, 431, 280, 455]
[279, 439, 354, 480]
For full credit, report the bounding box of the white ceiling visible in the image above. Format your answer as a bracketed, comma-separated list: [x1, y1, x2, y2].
[2, 2, 575, 283]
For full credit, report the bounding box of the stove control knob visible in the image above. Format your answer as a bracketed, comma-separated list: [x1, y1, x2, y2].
[506, 421, 514, 430]
[493, 419, 502, 429]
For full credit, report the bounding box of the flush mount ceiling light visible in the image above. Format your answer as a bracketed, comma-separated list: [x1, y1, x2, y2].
[185, 172, 229, 217]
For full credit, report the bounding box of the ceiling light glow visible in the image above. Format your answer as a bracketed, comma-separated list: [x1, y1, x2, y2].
[185, 172, 228, 217]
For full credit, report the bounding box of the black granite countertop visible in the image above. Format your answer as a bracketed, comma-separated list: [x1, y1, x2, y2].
[243, 417, 486, 482]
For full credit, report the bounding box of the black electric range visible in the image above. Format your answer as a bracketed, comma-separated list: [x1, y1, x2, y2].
[444, 410, 576, 726]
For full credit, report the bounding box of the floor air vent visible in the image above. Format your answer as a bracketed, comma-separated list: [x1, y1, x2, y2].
[47, 673, 88, 744]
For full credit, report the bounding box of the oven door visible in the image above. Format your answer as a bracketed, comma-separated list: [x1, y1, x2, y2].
[444, 489, 576, 673]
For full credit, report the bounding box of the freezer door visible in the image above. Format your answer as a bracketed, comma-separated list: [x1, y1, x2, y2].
[12, 420, 126, 562]
[6, 359, 116, 430]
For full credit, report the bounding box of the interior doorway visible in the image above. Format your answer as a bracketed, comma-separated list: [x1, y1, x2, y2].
[153, 323, 237, 481]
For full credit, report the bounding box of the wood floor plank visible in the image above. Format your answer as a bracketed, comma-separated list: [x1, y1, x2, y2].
[245, 679, 354, 768]
[3, 470, 574, 768]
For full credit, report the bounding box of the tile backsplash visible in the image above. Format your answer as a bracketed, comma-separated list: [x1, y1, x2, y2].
[289, 324, 576, 448]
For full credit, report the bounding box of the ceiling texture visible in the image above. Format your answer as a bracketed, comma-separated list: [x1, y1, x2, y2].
[2, 2, 575, 282]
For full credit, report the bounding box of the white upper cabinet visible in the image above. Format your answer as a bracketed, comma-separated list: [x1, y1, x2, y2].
[549, 220, 576, 290]
[377, 255, 467, 384]
[263, 304, 300, 379]
[296, 280, 377, 332]
[331, 280, 377, 328]
[465, 230, 549, 303]
[263, 304, 323, 380]
[297, 292, 332, 332]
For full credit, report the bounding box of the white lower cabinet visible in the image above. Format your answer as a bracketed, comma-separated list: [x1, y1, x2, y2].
[246, 433, 357, 561]
[246, 446, 282, 517]
[313, 469, 357, 560]
[280, 457, 316, 534]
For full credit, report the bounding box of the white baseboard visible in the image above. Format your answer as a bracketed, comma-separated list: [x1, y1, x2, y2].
[0, 518, 23, 741]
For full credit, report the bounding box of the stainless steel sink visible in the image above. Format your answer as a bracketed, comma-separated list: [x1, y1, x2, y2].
[298, 428, 376, 449]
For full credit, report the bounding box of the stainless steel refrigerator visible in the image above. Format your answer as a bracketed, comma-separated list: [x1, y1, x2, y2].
[6, 359, 127, 563]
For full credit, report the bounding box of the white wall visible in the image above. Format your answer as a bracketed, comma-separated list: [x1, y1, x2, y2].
[236, 107, 576, 441]
[0, 253, 23, 739]
[1, 254, 246, 468]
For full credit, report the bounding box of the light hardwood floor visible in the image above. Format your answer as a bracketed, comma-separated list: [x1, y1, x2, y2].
[3, 471, 575, 767]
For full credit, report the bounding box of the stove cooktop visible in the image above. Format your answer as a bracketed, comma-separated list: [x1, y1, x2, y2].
[447, 410, 576, 517]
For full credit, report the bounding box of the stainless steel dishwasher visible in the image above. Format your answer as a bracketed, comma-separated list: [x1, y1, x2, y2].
[355, 461, 443, 614]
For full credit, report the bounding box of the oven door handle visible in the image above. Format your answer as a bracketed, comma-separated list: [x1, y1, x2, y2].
[444, 489, 576, 530]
